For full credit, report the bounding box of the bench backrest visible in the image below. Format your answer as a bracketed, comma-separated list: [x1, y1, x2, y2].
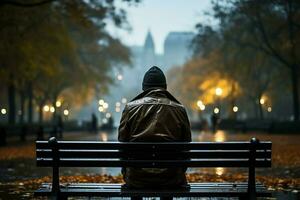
[36, 138, 272, 168]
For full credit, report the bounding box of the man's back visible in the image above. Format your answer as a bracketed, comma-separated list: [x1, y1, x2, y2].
[118, 88, 191, 188]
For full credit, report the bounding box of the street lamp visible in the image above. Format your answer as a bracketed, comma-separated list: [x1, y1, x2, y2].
[197, 100, 203, 107]
[267, 107, 272, 112]
[43, 105, 50, 112]
[215, 87, 223, 96]
[1, 108, 6, 115]
[117, 74, 123, 81]
[50, 106, 55, 113]
[99, 99, 105, 105]
[260, 98, 265, 105]
[233, 106, 239, 113]
[215, 87, 222, 115]
[98, 106, 104, 112]
[105, 113, 111, 118]
[199, 104, 205, 111]
[197, 100, 205, 111]
[56, 100, 62, 107]
[103, 102, 109, 109]
[63, 109, 69, 116]
[214, 107, 220, 114]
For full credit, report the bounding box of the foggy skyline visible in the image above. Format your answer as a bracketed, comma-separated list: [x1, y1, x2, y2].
[108, 0, 213, 54]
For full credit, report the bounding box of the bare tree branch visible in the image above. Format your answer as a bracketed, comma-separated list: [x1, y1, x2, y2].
[251, 8, 291, 68]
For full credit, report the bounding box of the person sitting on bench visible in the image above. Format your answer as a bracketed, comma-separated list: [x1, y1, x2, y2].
[118, 66, 192, 200]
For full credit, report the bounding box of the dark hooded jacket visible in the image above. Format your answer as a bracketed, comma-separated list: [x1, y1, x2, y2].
[118, 88, 191, 188]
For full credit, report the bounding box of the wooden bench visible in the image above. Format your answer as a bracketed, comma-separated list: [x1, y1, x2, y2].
[35, 137, 272, 200]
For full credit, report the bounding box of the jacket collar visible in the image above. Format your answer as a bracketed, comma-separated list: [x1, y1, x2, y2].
[131, 88, 181, 104]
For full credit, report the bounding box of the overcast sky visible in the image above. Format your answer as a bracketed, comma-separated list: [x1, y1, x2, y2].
[108, 0, 213, 54]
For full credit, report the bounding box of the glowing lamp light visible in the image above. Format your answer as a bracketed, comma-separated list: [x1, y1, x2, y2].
[99, 99, 104, 105]
[1, 108, 7, 115]
[215, 87, 223, 96]
[102, 118, 108, 124]
[233, 106, 239, 113]
[199, 104, 205, 111]
[267, 107, 272, 112]
[103, 102, 109, 109]
[197, 100, 203, 107]
[121, 98, 127, 104]
[63, 109, 69, 116]
[106, 113, 111, 118]
[116, 102, 121, 107]
[50, 106, 55, 113]
[55, 101, 62, 107]
[117, 74, 123, 81]
[115, 107, 121, 112]
[98, 106, 104, 112]
[214, 107, 220, 114]
[43, 105, 50, 112]
[260, 98, 265, 105]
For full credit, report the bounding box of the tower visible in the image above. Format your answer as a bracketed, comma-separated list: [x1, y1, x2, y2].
[143, 31, 156, 69]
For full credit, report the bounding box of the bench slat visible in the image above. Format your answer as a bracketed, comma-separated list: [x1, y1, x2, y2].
[40, 182, 266, 187]
[36, 149, 271, 159]
[36, 158, 271, 167]
[36, 141, 272, 150]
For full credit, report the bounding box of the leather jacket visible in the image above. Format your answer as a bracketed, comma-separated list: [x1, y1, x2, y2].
[118, 88, 191, 188]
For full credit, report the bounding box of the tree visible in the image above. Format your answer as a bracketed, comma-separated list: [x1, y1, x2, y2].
[210, 0, 300, 120]
[0, 0, 138, 124]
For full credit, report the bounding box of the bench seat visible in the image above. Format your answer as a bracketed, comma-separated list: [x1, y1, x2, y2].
[35, 182, 271, 198]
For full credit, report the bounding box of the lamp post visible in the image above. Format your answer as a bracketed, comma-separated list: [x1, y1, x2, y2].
[63, 109, 69, 121]
[215, 87, 222, 116]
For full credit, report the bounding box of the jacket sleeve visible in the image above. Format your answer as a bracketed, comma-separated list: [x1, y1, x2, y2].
[181, 108, 192, 142]
[118, 105, 130, 142]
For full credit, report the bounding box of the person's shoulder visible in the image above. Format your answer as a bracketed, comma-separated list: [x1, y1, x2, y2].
[126, 97, 154, 108]
[168, 100, 185, 109]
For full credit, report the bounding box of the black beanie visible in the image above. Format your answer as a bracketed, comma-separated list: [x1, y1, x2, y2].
[142, 66, 167, 91]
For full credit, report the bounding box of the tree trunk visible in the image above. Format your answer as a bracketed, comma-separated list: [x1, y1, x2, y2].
[229, 82, 237, 119]
[27, 82, 33, 124]
[52, 94, 59, 122]
[38, 103, 43, 124]
[253, 100, 259, 119]
[258, 97, 264, 120]
[8, 81, 16, 125]
[291, 65, 299, 121]
[19, 90, 25, 124]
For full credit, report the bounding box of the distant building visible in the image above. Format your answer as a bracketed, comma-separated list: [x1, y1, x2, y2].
[143, 31, 156, 67]
[163, 32, 194, 71]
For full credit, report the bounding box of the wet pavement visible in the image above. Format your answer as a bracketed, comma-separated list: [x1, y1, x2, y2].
[0, 130, 299, 199]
